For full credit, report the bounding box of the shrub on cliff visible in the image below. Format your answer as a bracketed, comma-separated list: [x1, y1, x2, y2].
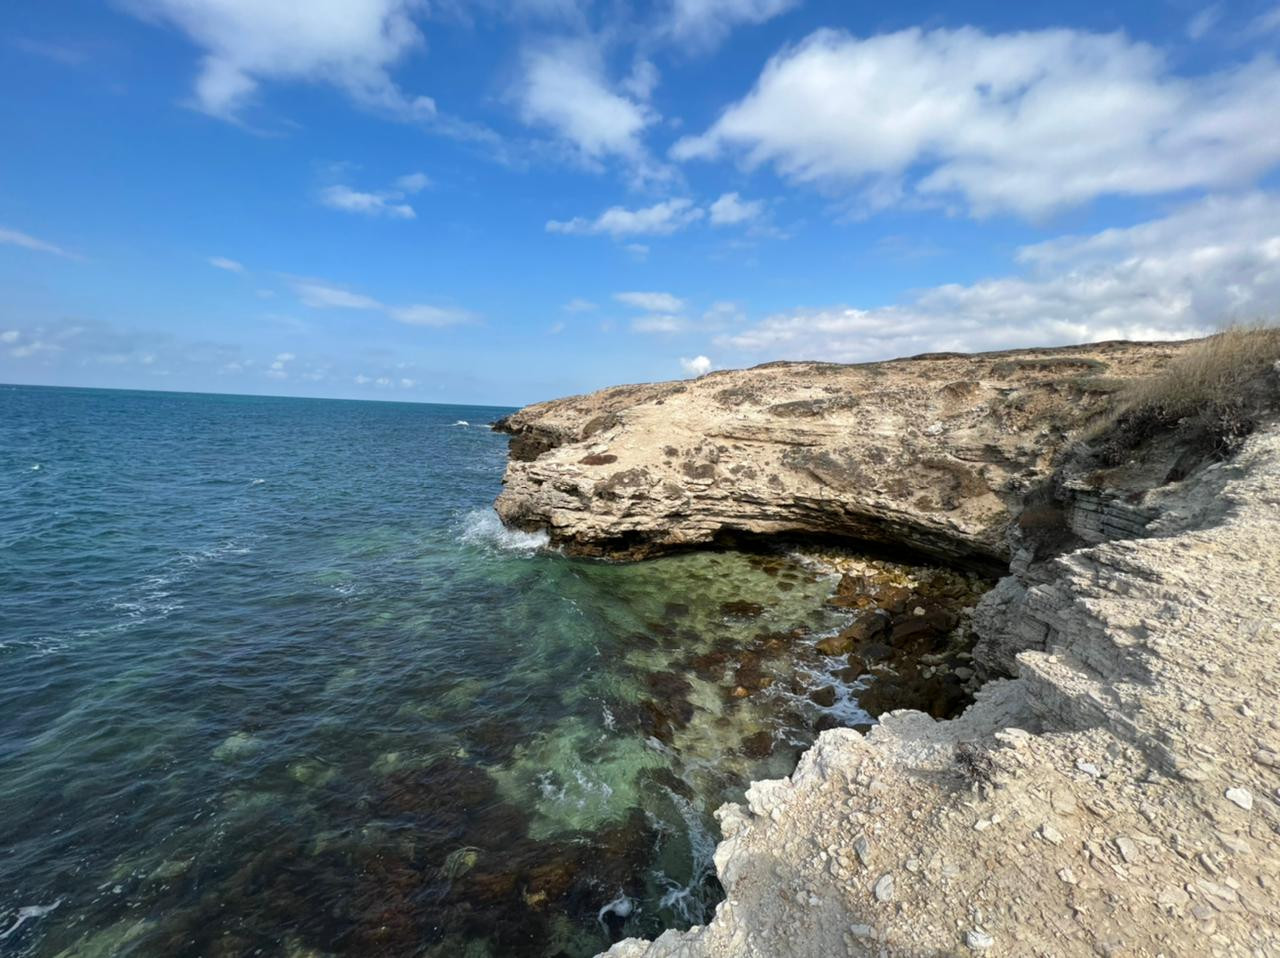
[1101, 324, 1280, 463]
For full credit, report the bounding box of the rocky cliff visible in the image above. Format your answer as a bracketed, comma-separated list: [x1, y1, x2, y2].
[492, 339, 1280, 957]
[494, 342, 1188, 567]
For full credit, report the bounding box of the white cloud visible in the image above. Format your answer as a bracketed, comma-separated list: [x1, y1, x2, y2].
[517, 36, 654, 164]
[625, 243, 650, 261]
[208, 255, 244, 272]
[548, 320, 566, 334]
[547, 198, 703, 237]
[0, 330, 19, 344]
[708, 191, 763, 226]
[563, 297, 597, 312]
[0, 226, 74, 258]
[355, 373, 371, 384]
[680, 354, 713, 376]
[291, 278, 475, 327]
[717, 192, 1280, 362]
[388, 304, 474, 327]
[663, 0, 799, 50]
[268, 351, 294, 376]
[400, 377, 416, 387]
[702, 300, 744, 327]
[674, 27, 1280, 217]
[615, 290, 686, 312]
[123, 0, 436, 122]
[622, 57, 660, 100]
[319, 184, 415, 219]
[1186, 4, 1222, 40]
[294, 281, 383, 310]
[632, 314, 686, 334]
[395, 171, 430, 192]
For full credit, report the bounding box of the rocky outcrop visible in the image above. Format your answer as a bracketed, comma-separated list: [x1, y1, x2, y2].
[601, 425, 1280, 958]
[495, 342, 1189, 567]
[493, 340, 1279, 957]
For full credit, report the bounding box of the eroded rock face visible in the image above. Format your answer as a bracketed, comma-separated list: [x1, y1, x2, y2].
[601, 425, 1280, 958]
[495, 343, 1189, 566]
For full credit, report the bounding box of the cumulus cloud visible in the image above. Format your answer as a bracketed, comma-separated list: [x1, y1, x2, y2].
[708, 191, 763, 225]
[614, 290, 686, 312]
[663, 0, 799, 49]
[0, 226, 75, 258]
[208, 255, 244, 272]
[319, 184, 416, 219]
[122, 0, 437, 122]
[614, 291, 690, 334]
[680, 354, 713, 376]
[717, 192, 1280, 362]
[291, 279, 474, 327]
[516, 36, 654, 164]
[673, 26, 1280, 217]
[547, 198, 703, 236]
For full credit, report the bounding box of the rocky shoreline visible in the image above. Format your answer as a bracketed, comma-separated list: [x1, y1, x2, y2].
[492, 341, 1280, 956]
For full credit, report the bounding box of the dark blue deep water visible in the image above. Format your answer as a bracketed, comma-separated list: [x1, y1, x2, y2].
[0, 386, 863, 957]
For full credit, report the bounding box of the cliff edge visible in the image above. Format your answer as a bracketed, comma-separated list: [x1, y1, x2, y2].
[494, 342, 1188, 566]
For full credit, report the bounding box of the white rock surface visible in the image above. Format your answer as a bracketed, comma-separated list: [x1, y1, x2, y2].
[598, 428, 1280, 956]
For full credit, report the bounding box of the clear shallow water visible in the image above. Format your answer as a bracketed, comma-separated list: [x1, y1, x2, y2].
[0, 385, 860, 957]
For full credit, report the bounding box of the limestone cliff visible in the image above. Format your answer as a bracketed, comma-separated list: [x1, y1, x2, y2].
[494, 342, 1188, 566]
[597, 422, 1280, 958]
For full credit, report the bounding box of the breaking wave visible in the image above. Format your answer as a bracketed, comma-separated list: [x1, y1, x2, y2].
[458, 509, 550, 554]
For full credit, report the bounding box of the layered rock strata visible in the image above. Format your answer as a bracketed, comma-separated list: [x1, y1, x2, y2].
[495, 342, 1188, 566]
[598, 426, 1280, 957]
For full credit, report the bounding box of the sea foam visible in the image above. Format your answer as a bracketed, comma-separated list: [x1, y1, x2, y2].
[0, 898, 63, 940]
[459, 509, 549, 554]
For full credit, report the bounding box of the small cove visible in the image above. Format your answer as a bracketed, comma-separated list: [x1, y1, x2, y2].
[0, 386, 992, 957]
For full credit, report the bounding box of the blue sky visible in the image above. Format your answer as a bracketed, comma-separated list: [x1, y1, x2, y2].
[2, 0, 1279, 406]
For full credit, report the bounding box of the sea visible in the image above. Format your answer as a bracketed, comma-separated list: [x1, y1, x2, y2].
[0, 385, 866, 957]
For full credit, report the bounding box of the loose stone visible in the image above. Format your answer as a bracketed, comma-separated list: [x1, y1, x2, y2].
[965, 929, 994, 951]
[1225, 787, 1253, 810]
[873, 873, 894, 902]
[1038, 823, 1064, 845]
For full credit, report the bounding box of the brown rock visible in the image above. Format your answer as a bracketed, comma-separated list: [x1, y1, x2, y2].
[809, 685, 838, 707]
[816, 633, 854, 656]
[741, 730, 775, 758]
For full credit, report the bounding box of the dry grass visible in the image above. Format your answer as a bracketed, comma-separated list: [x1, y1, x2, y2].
[1120, 325, 1280, 418]
[1099, 324, 1280, 463]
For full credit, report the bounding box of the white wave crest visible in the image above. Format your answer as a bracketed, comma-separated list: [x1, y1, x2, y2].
[597, 892, 633, 928]
[459, 509, 549, 554]
[0, 898, 63, 941]
[454, 420, 470, 427]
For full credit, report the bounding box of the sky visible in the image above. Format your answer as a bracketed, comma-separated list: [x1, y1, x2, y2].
[2, 0, 1280, 406]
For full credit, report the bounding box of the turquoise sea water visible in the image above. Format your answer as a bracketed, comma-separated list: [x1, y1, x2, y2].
[0, 385, 861, 957]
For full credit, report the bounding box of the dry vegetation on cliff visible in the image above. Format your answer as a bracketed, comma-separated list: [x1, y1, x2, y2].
[1101, 324, 1280, 462]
